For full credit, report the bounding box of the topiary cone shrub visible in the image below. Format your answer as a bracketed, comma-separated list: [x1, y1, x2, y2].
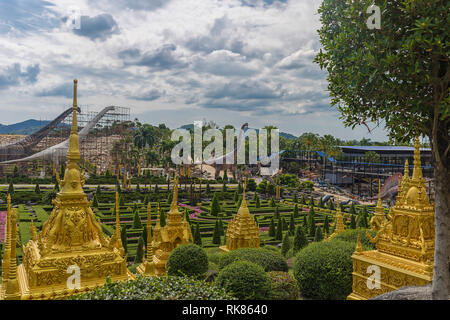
[166, 244, 209, 278]
[268, 271, 300, 300]
[293, 240, 355, 300]
[219, 248, 288, 272]
[216, 261, 272, 300]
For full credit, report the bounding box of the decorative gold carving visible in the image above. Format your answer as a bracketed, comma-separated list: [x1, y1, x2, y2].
[327, 198, 345, 240]
[348, 137, 435, 300]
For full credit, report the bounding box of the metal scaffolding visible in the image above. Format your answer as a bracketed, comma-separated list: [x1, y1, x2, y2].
[3, 106, 130, 177]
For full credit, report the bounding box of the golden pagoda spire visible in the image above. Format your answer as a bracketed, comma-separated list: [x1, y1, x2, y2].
[170, 175, 179, 211]
[328, 197, 345, 240]
[115, 191, 120, 238]
[411, 137, 423, 181]
[402, 159, 410, 187]
[156, 204, 161, 227]
[5, 209, 20, 300]
[376, 179, 382, 207]
[146, 203, 152, 261]
[370, 179, 388, 231]
[355, 228, 363, 254]
[240, 176, 248, 210]
[2, 194, 12, 288]
[30, 219, 37, 242]
[67, 79, 80, 162]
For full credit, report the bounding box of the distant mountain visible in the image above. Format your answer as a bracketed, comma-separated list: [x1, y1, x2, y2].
[280, 132, 297, 140]
[0, 119, 50, 135]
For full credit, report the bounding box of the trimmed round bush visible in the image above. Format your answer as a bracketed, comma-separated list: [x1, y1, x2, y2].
[293, 240, 355, 300]
[166, 244, 208, 278]
[331, 228, 377, 250]
[268, 271, 300, 300]
[219, 248, 288, 272]
[216, 261, 272, 300]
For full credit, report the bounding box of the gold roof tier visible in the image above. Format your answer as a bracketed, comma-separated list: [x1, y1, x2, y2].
[220, 179, 260, 252]
[1, 80, 134, 300]
[348, 137, 434, 300]
[140, 176, 193, 276]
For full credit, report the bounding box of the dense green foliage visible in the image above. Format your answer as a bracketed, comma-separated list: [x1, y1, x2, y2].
[268, 271, 300, 300]
[210, 193, 221, 216]
[71, 275, 234, 300]
[219, 248, 288, 272]
[216, 261, 272, 300]
[166, 244, 209, 278]
[281, 232, 291, 257]
[293, 226, 308, 254]
[134, 237, 144, 264]
[294, 240, 355, 300]
[330, 228, 377, 250]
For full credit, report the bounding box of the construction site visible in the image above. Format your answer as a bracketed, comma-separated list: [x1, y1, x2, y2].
[0, 106, 131, 177]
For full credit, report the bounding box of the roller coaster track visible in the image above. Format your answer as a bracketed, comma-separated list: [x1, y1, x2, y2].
[0, 107, 80, 161]
[0, 106, 115, 165]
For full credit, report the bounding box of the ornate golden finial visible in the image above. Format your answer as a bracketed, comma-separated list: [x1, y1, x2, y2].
[146, 203, 152, 261]
[355, 228, 363, 254]
[412, 137, 423, 181]
[67, 79, 80, 162]
[377, 179, 382, 206]
[240, 176, 249, 209]
[171, 176, 179, 211]
[115, 191, 120, 238]
[5, 209, 20, 299]
[30, 219, 38, 242]
[403, 159, 410, 180]
[156, 204, 161, 227]
[2, 194, 12, 287]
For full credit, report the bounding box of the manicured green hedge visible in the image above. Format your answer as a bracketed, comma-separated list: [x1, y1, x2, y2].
[216, 261, 272, 300]
[166, 244, 209, 278]
[293, 240, 355, 300]
[268, 271, 300, 300]
[219, 248, 288, 272]
[70, 275, 235, 300]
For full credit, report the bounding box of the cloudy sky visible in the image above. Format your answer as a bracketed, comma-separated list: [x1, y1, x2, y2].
[0, 0, 389, 141]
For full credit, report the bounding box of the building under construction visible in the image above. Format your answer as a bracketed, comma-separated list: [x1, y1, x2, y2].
[281, 145, 434, 201]
[0, 106, 131, 177]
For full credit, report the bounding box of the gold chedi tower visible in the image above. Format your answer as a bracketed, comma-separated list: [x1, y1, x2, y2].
[369, 179, 388, 231]
[348, 138, 434, 300]
[220, 179, 260, 252]
[1, 79, 134, 300]
[136, 203, 155, 276]
[1, 194, 13, 294]
[327, 199, 346, 241]
[150, 176, 193, 276]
